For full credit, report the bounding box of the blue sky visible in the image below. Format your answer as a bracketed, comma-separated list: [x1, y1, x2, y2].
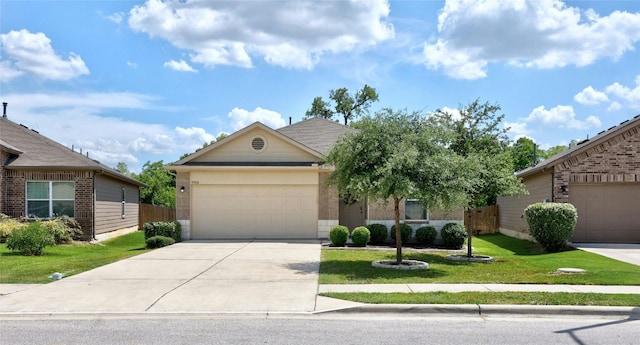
[1, 0, 640, 172]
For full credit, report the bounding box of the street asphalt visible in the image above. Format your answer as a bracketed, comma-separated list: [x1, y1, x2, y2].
[1, 240, 639, 318]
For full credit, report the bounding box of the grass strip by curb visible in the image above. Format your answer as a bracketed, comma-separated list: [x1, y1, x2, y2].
[321, 291, 640, 307]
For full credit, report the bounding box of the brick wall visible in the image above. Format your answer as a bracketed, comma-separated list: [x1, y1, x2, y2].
[2, 169, 95, 239]
[0, 150, 8, 213]
[553, 123, 640, 202]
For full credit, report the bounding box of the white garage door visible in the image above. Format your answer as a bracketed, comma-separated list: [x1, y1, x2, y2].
[191, 184, 318, 239]
[569, 184, 640, 243]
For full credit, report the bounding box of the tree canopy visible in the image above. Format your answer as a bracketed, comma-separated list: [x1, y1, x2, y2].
[115, 161, 176, 208]
[305, 84, 379, 125]
[431, 99, 526, 207]
[325, 108, 478, 263]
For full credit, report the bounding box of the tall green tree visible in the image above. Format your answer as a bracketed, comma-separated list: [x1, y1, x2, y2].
[511, 137, 540, 172]
[431, 99, 526, 258]
[326, 109, 478, 264]
[541, 144, 567, 159]
[134, 160, 176, 208]
[114, 162, 132, 176]
[304, 84, 379, 125]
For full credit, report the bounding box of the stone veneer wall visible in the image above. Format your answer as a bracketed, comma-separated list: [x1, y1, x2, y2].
[317, 172, 339, 239]
[175, 171, 191, 240]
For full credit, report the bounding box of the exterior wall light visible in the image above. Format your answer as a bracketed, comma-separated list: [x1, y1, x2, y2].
[180, 186, 185, 193]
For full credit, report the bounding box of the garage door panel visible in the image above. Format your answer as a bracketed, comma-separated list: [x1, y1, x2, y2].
[192, 184, 317, 239]
[570, 184, 640, 243]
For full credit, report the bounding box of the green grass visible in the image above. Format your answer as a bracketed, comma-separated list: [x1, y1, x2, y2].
[0, 231, 150, 283]
[321, 292, 640, 306]
[320, 234, 640, 285]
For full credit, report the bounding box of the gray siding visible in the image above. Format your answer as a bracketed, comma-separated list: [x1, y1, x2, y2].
[497, 172, 552, 235]
[95, 175, 140, 235]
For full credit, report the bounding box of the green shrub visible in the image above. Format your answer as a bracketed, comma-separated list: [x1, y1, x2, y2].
[524, 202, 577, 252]
[145, 235, 176, 249]
[351, 226, 370, 247]
[143, 221, 181, 242]
[329, 225, 349, 246]
[6, 222, 55, 256]
[40, 216, 83, 244]
[441, 223, 467, 249]
[390, 223, 413, 244]
[0, 214, 25, 243]
[367, 223, 388, 244]
[415, 226, 437, 245]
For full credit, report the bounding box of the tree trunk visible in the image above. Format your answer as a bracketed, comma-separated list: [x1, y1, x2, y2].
[466, 207, 473, 257]
[394, 197, 402, 264]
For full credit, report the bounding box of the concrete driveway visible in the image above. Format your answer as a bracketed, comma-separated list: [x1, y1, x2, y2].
[0, 241, 329, 314]
[571, 243, 640, 266]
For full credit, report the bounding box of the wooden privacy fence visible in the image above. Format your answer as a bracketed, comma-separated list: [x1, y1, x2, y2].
[139, 204, 176, 229]
[464, 205, 499, 235]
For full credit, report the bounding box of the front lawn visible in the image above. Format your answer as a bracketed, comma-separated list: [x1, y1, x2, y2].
[320, 233, 640, 285]
[0, 231, 150, 283]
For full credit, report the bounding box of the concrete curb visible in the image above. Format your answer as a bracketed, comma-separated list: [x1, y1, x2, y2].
[317, 304, 640, 318]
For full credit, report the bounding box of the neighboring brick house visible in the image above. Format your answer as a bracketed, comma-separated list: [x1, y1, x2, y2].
[497, 114, 640, 243]
[1, 111, 145, 240]
[167, 117, 461, 240]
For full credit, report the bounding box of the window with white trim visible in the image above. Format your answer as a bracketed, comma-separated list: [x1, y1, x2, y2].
[405, 199, 428, 221]
[26, 181, 75, 218]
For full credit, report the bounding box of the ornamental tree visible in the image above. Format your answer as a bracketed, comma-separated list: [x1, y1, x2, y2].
[430, 99, 526, 257]
[325, 109, 478, 264]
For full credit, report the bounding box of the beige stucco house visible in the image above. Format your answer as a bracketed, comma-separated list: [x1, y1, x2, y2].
[497, 114, 640, 243]
[167, 117, 461, 240]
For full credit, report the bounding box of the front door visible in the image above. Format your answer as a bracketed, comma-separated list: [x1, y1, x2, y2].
[339, 196, 366, 231]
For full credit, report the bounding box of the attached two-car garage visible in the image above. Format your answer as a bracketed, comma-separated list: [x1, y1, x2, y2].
[189, 171, 319, 239]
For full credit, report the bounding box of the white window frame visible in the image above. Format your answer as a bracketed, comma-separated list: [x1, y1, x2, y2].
[404, 199, 428, 221]
[26, 181, 75, 219]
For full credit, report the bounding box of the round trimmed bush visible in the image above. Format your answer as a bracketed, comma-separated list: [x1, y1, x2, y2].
[524, 202, 577, 252]
[329, 225, 349, 246]
[6, 222, 55, 256]
[351, 226, 370, 247]
[367, 224, 388, 244]
[441, 223, 467, 249]
[146, 235, 176, 249]
[390, 223, 413, 244]
[415, 226, 437, 245]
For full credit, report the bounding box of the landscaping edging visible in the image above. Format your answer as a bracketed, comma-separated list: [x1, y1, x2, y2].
[445, 254, 495, 263]
[372, 259, 429, 270]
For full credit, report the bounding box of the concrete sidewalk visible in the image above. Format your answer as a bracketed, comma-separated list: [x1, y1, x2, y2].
[319, 283, 640, 294]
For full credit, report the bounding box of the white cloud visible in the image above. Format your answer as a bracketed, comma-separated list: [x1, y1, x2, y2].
[0, 29, 89, 82]
[607, 101, 622, 112]
[128, 0, 394, 69]
[504, 121, 530, 140]
[107, 12, 125, 24]
[127, 61, 138, 69]
[574, 86, 609, 105]
[2, 92, 215, 169]
[421, 0, 640, 79]
[163, 59, 198, 72]
[525, 105, 601, 130]
[605, 77, 640, 110]
[227, 107, 286, 131]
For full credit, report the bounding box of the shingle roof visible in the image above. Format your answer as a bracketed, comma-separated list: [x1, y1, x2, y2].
[0, 117, 144, 186]
[276, 117, 357, 155]
[517, 114, 640, 177]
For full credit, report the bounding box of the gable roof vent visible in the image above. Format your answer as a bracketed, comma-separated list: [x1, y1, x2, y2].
[251, 137, 265, 152]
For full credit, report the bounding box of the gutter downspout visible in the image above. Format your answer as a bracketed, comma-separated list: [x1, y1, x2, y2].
[92, 171, 99, 241]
